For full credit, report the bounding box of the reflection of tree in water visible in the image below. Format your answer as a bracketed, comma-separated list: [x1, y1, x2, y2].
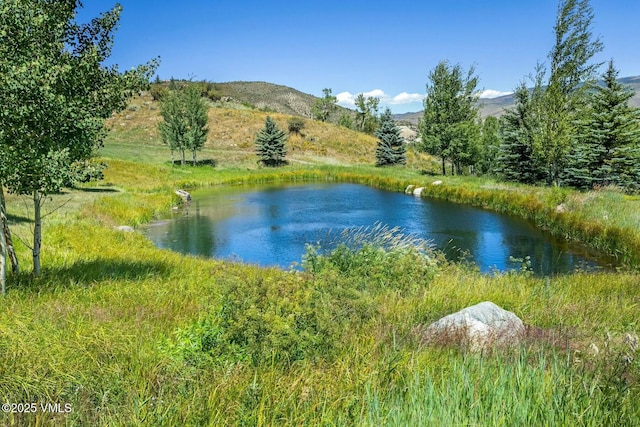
[161, 204, 217, 257]
[502, 235, 597, 275]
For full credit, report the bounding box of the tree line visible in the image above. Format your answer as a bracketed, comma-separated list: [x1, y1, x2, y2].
[417, 0, 640, 191]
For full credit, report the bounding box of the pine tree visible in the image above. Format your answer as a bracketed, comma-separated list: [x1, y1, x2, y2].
[498, 82, 546, 184]
[565, 61, 640, 190]
[375, 108, 406, 167]
[255, 117, 288, 167]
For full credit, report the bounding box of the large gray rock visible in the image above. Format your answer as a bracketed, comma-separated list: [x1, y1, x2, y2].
[423, 301, 524, 351]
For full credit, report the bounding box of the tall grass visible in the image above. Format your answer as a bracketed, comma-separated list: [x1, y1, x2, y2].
[1, 142, 640, 424]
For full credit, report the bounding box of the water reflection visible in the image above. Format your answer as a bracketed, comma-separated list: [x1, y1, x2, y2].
[143, 183, 612, 275]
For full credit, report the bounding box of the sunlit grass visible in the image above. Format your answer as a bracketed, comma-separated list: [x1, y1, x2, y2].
[0, 102, 639, 425]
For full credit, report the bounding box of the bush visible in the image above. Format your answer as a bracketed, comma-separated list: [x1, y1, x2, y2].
[287, 117, 305, 134]
[149, 83, 168, 101]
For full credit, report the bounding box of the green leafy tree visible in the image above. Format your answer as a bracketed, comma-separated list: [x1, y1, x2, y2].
[538, 0, 603, 185]
[183, 85, 209, 166]
[419, 60, 480, 175]
[158, 84, 209, 166]
[498, 81, 546, 184]
[338, 113, 354, 129]
[313, 88, 337, 122]
[564, 61, 640, 190]
[0, 0, 157, 276]
[375, 108, 407, 167]
[255, 117, 288, 167]
[478, 116, 501, 175]
[354, 94, 380, 133]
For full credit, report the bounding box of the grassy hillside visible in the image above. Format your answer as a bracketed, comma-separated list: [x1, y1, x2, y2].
[106, 92, 434, 170]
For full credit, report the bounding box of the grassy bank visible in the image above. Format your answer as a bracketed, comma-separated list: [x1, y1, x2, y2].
[1, 149, 639, 425]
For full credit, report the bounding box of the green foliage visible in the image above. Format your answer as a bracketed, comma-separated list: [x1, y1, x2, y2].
[287, 117, 306, 135]
[419, 60, 481, 175]
[313, 88, 337, 122]
[564, 61, 640, 191]
[0, 0, 157, 275]
[498, 81, 546, 184]
[149, 83, 168, 101]
[477, 116, 501, 175]
[255, 116, 288, 167]
[375, 108, 407, 167]
[355, 93, 380, 134]
[158, 84, 209, 166]
[537, 0, 604, 185]
[195, 81, 221, 101]
[338, 113, 354, 129]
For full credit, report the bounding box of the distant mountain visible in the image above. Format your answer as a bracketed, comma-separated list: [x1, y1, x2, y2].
[394, 75, 640, 125]
[214, 81, 353, 121]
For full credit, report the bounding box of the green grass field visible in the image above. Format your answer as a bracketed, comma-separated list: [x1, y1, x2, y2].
[1, 104, 639, 426]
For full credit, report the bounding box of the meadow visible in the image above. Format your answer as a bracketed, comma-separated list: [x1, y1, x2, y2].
[0, 102, 639, 426]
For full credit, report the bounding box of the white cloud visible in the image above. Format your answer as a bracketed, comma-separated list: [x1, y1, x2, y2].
[336, 91, 356, 108]
[336, 89, 424, 109]
[362, 89, 386, 98]
[389, 92, 424, 105]
[478, 89, 513, 99]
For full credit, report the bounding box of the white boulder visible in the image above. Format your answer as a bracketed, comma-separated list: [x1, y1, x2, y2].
[423, 301, 525, 351]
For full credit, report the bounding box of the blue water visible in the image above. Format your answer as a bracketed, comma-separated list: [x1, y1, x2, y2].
[143, 183, 611, 275]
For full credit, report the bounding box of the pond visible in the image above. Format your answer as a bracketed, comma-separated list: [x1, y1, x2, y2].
[143, 183, 613, 275]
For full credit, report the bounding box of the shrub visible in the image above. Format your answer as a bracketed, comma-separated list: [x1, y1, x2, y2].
[287, 117, 305, 135]
[150, 83, 168, 101]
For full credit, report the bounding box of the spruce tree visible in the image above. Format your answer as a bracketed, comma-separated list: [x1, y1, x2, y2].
[498, 82, 546, 184]
[375, 108, 406, 167]
[255, 117, 288, 167]
[565, 61, 640, 190]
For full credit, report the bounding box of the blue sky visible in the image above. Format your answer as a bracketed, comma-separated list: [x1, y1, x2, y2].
[77, 0, 640, 114]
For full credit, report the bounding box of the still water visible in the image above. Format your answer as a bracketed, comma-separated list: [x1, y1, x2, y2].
[143, 183, 611, 275]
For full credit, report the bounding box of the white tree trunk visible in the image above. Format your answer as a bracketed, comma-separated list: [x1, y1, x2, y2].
[33, 190, 42, 276]
[0, 208, 6, 295]
[0, 189, 18, 277]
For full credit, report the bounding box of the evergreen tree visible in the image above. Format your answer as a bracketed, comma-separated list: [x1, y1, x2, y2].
[255, 117, 288, 167]
[498, 82, 546, 184]
[564, 61, 640, 190]
[375, 108, 406, 167]
[419, 60, 480, 175]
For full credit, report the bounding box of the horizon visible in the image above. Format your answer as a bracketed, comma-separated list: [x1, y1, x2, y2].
[77, 0, 640, 114]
